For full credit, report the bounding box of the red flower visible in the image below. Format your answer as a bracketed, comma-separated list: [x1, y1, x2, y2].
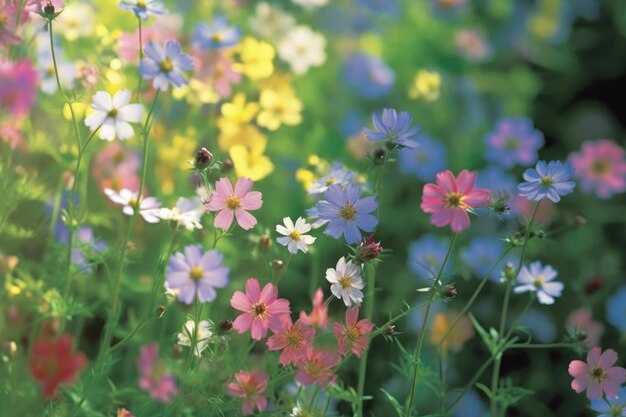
[28, 334, 87, 398]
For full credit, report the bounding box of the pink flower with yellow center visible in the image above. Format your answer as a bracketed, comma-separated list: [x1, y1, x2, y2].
[230, 278, 290, 340]
[267, 316, 315, 366]
[568, 347, 626, 400]
[333, 307, 374, 358]
[570, 139, 626, 198]
[299, 288, 329, 328]
[205, 177, 263, 230]
[295, 346, 340, 387]
[420, 170, 491, 233]
[227, 369, 268, 415]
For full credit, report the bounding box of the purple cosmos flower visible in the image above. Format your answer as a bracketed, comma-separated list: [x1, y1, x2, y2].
[193, 16, 241, 50]
[342, 53, 394, 99]
[513, 261, 563, 305]
[118, 0, 167, 20]
[606, 286, 626, 333]
[307, 163, 355, 195]
[399, 135, 447, 181]
[364, 108, 420, 149]
[460, 237, 517, 282]
[165, 245, 230, 304]
[317, 184, 378, 244]
[407, 235, 453, 281]
[138, 40, 194, 91]
[517, 160, 576, 203]
[72, 226, 107, 275]
[485, 118, 544, 168]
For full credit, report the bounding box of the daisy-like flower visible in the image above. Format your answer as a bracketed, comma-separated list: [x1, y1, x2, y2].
[277, 26, 326, 75]
[590, 386, 626, 417]
[420, 170, 491, 233]
[118, 0, 167, 20]
[568, 347, 626, 400]
[517, 160, 576, 203]
[165, 245, 230, 305]
[569, 139, 626, 199]
[193, 16, 241, 50]
[138, 343, 178, 403]
[248, 2, 295, 41]
[84, 90, 143, 141]
[267, 316, 315, 366]
[177, 320, 213, 357]
[333, 307, 374, 358]
[295, 346, 340, 387]
[484, 118, 544, 169]
[104, 188, 162, 223]
[276, 217, 316, 254]
[326, 257, 364, 307]
[159, 196, 204, 230]
[28, 334, 87, 399]
[307, 164, 355, 195]
[363, 108, 421, 149]
[205, 177, 263, 231]
[230, 278, 291, 340]
[139, 40, 194, 91]
[227, 369, 268, 415]
[299, 288, 329, 328]
[513, 261, 563, 305]
[317, 184, 378, 244]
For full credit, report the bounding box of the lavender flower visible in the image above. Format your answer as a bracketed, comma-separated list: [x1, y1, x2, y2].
[307, 164, 355, 195]
[398, 135, 447, 181]
[317, 184, 377, 244]
[118, 0, 167, 20]
[193, 16, 241, 50]
[165, 245, 229, 304]
[342, 53, 394, 99]
[517, 160, 576, 203]
[513, 261, 563, 305]
[485, 118, 544, 168]
[139, 40, 194, 91]
[364, 108, 420, 149]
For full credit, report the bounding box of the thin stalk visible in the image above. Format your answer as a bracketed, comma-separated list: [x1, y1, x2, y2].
[356, 263, 376, 417]
[136, 16, 144, 102]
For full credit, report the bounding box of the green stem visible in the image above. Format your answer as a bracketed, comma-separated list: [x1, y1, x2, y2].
[136, 16, 144, 102]
[509, 342, 576, 350]
[405, 233, 457, 416]
[356, 263, 377, 417]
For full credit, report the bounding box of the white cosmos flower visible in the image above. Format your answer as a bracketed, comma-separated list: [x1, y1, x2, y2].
[248, 2, 296, 41]
[104, 188, 162, 223]
[513, 261, 563, 305]
[159, 196, 204, 230]
[325, 257, 364, 307]
[291, 0, 328, 7]
[85, 90, 143, 141]
[276, 217, 316, 254]
[177, 320, 213, 357]
[277, 26, 326, 75]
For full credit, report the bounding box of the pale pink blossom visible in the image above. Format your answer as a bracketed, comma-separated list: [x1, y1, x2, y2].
[566, 308, 604, 349]
[333, 307, 374, 358]
[568, 347, 626, 400]
[205, 177, 263, 230]
[137, 343, 178, 403]
[267, 316, 315, 366]
[295, 346, 340, 387]
[570, 139, 626, 198]
[193, 50, 242, 98]
[227, 369, 268, 415]
[299, 288, 329, 328]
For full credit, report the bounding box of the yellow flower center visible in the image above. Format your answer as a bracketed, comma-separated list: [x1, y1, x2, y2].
[304, 359, 324, 376]
[159, 58, 174, 73]
[540, 176, 554, 187]
[533, 278, 543, 288]
[107, 108, 119, 119]
[289, 230, 301, 241]
[445, 192, 465, 209]
[189, 266, 203, 281]
[225, 195, 241, 210]
[211, 32, 223, 42]
[345, 326, 360, 344]
[128, 197, 138, 208]
[591, 159, 610, 176]
[340, 204, 357, 220]
[504, 137, 519, 150]
[0, 14, 7, 26]
[338, 275, 352, 290]
[325, 177, 335, 186]
[285, 327, 303, 348]
[590, 366, 607, 383]
[253, 302, 268, 320]
[136, 0, 147, 8]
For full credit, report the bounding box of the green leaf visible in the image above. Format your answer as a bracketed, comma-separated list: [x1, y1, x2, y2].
[380, 389, 405, 417]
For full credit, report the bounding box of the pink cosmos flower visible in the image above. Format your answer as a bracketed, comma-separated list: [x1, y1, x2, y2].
[0, 1, 21, 46]
[193, 50, 242, 98]
[93, 142, 140, 192]
[566, 308, 604, 349]
[137, 343, 178, 403]
[570, 139, 626, 198]
[205, 177, 263, 230]
[568, 347, 626, 400]
[0, 121, 26, 150]
[118, 26, 177, 64]
[230, 278, 290, 340]
[421, 170, 491, 233]
[25, 0, 64, 20]
[267, 315, 315, 366]
[227, 369, 268, 415]
[333, 307, 374, 358]
[299, 288, 329, 328]
[0, 59, 38, 117]
[295, 346, 340, 387]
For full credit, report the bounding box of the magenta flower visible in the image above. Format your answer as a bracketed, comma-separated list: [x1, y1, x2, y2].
[267, 316, 315, 366]
[333, 307, 374, 358]
[295, 346, 340, 387]
[230, 278, 290, 340]
[0, 2, 20, 46]
[0, 59, 38, 117]
[420, 170, 491, 233]
[227, 369, 268, 415]
[570, 139, 626, 198]
[568, 347, 626, 400]
[205, 177, 263, 231]
[137, 343, 178, 403]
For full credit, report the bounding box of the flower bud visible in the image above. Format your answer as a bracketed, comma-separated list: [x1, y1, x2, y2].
[222, 158, 234, 171]
[2, 341, 17, 357]
[355, 235, 383, 263]
[259, 235, 272, 251]
[502, 262, 516, 282]
[171, 344, 183, 359]
[573, 215, 587, 229]
[195, 147, 213, 170]
[373, 148, 386, 165]
[384, 325, 395, 336]
[443, 285, 457, 299]
[584, 276, 605, 295]
[219, 319, 233, 334]
[272, 259, 284, 270]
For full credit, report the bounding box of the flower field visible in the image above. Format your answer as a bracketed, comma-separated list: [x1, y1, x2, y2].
[1, 0, 626, 416]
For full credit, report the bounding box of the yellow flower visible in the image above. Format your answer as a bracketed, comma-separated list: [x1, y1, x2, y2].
[295, 155, 330, 191]
[63, 102, 88, 121]
[229, 136, 274, 181]
[218, 124, 264, 152]
[257, 89, 302, 131]
[234, 37, 275, 80]
[218, 93, 260, 136]
[260, 73, 296, 96]
[295, 168, 315, 191]
[429, 311, 474, 352]
[172, 79, 219, 106]
[409, 69, 441, 102]
[56, 3, 95, 41]
[156, 133, 197, 195]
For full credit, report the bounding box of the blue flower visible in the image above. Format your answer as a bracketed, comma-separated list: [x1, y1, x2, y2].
[355, 0, 399, 15]
[317, 184, 378, 244]
[407, 235, 452, 281]
[342, 53, 394, 99]
[513, 261, 563, 305]
[139, 40, 194, 91]
[399, 135, 447, 181]
[460, 237, 517, 282]
[518, 308, 557, 342]
[193, 16, 241, 50]
[364, 108, 420, 149]
[476, 166, 517, 195]
[517, 160, 576, 202]
[484, 117, 544, 169]
[606, 286, 626, 333]
[308, 164, 355, 195]
[118, 0, 167, 20]
[590, 386, 626, 417]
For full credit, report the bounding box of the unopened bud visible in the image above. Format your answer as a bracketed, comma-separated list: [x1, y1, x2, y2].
[259, 235, 272, 251]
[219, 319, 233, 334]
[503, 263, 516, 281]
[272, 259, 284, 270]
[171, 344, 183, 358]
[576, 330, 588, 342]
[584, 276, 605, 295]
[2, 341, 17, 357]
[222, 158, 234, 171]
[373, 148, 386, 165]
[195, 147, 213, 170]
[155, 305, 165, 318]
[574, 215, 587, 228]
[443, 285, 457, 299]
[384, 325, 395, 336]
[355, 235, 383, 263]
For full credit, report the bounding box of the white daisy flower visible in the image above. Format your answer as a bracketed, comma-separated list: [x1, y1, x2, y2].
[277, 26, 326, 75]
[159, 196, 204, 230]
[84, 90, 143, 141]
[513, 261, 564, 305]
[104, 188, 162, 223]
[276, 217, 316, 254]
[248, 2, 296, 41]
[177, 319, 213, 357]
[325, 256, 364, 307]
